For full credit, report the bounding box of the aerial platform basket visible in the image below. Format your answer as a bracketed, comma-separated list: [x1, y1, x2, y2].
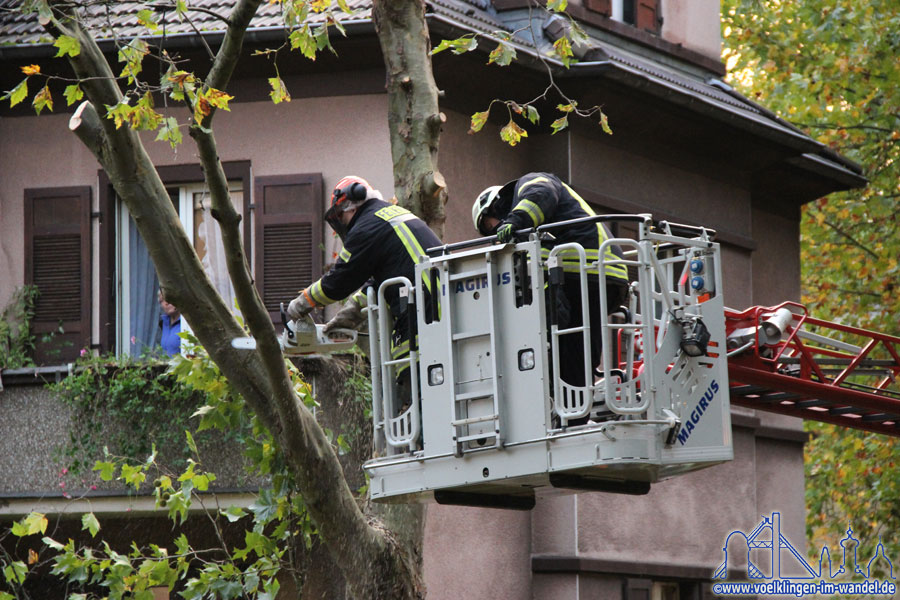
[363, 214, 733, 510]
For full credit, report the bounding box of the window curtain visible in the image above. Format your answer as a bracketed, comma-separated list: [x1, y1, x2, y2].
[128, 215, 160, 356]
[195, 191, 240, 317]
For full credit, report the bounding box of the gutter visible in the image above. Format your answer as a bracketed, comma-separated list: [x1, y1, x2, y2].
[428, 11, 830, 159]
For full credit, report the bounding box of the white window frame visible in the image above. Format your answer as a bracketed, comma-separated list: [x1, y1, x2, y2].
[114, 182, 242, 355]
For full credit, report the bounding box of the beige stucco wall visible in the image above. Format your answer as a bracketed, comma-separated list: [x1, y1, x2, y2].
[0, 95, 394, 339]
[2, 84, 807, 600]
[661, 0, 723, 61]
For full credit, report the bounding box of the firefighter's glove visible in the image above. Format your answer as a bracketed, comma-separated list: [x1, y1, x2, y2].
[324, 299, 366, 333]
[287, 290, 316, 320]
[496, 222, 515, 244]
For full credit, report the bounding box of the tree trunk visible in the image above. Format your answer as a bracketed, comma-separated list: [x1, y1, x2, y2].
[48, 1, 423, 597]
[373, 0, 449, 237]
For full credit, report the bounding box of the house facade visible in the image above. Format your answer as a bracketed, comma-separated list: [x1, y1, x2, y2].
[0, 0, 864, 597]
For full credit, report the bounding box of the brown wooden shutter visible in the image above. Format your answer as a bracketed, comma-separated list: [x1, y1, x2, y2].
[636, 0, 660, 32]
[584, 0, 611, 16]
[24, 187, 92, 364]
[254, 174, 323, 321]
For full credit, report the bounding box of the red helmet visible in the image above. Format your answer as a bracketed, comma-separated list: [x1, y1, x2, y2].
[326, 175, 379, 239]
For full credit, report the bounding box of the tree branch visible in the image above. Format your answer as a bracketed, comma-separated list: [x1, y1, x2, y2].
[823, 218, 880, 259]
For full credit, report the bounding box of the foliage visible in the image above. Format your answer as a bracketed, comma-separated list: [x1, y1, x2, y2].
[2, 337, 372, 599]
[0, 285, 39, 370]
[49, 353, 211, 476]
[434, 2, 613, 145]
[722, 0, 900, 571]
[2, 0, 357, 145]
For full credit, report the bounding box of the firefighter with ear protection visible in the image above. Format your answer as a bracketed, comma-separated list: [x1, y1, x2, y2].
[288, 175, 441, 392]
[472, 172, 630, 389]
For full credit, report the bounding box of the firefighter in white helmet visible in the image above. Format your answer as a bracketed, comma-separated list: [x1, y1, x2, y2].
[473, 172, 629, 393]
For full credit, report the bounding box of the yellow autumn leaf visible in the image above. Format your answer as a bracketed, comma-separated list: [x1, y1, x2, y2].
[21, 64, 40, 75]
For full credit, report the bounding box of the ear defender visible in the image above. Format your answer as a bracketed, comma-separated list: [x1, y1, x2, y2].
[347, 182, 367, 201]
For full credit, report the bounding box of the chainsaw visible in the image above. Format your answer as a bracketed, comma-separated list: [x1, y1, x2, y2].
[230, 303, 358, 356]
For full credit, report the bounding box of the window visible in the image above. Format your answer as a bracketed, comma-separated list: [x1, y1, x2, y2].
[583, 0, 660, 33]
[24, 187, 92, 364]
[114, 182, 244, 356]
[100, 163, 323, 357]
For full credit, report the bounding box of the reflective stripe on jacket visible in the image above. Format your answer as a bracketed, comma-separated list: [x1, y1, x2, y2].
[307, 198, 441, 325]
[505, 173, 628, 280]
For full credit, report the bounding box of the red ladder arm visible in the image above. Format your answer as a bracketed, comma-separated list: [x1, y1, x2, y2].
[724, 303, 900, 437]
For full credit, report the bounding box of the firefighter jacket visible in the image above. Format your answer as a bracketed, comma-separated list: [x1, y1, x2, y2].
[307, 198, 441, 338]
[500, 172, 628, 281]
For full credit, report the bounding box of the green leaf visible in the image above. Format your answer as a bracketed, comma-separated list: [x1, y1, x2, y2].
[136, 8, 160, 31]
[4, 78, 28, 108]
[0, 591, 15, 600]
[13, 512, 48, 537]
[289, 27, 317, 60]
[81, 512, 100, 537]
[43, 536, 64, 550]
[185, 430, 198, 455]
[220, 506, 247, 522]
[268, 77, 291, 104]
[552, 37, 574, 67]
[469, 110, 489, 134]
[525, 105, 540, 124]
[547, 0, 567, 12]
[3, 562, 27, 586]
[599, 110, 612, 135]
[500, 119, 528, 146]
[431, 36, 478, 56]
[487, 42, 516, 66]
[93, 460, 116, 481]
[155, 116, 183, 148]
[550, 115, 568, 134]
[118, 38, 149, 84]
[53, 34, 81, 57]
[63, 84, 83, 106]
[121, 463, 146, 491]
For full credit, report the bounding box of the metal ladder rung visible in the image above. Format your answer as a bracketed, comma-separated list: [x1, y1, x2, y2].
[452, 330, 490, 341]
[451, 413, 499, 427]
[383, 358, 409, 367]
[448, 268, 488, 282]
[454, 432, 500, 443]
[455, 390, 493, 402]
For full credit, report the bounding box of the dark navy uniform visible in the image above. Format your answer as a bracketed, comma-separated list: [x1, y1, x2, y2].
[307, 198, 441, 363]
[499, 172, 629, 387]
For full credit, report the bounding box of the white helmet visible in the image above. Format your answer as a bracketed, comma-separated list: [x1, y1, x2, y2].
[472, 185, 503, 235]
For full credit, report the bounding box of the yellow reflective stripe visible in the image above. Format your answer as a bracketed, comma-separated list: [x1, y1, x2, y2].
[309, 280, 337, 306]
[392, 222, 432, 294]
[375, 205, 412, 221]
[338, 247, 351, 263]
[518, 176, 550, 192]
[513, 198, 545, 227]
[351, 290, 367, 308]
[540, 248, 629, 279]
[390, 335, 419, 357]
[560, 184, 628, 280]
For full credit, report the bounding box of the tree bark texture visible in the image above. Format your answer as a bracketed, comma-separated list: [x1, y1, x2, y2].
[47, 1, 422, 597]
[373, 0, 448, 237]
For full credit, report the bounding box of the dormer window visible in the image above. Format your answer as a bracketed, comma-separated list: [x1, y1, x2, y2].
[583, 0, 660, 34]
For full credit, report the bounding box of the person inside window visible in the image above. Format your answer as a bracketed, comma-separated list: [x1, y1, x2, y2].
[158, 290, 181, 356]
